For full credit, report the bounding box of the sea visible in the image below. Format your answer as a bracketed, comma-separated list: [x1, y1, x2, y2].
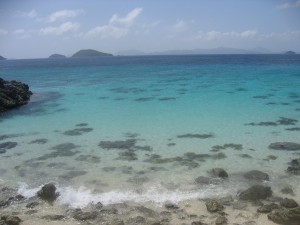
[0, 54, 300, 208]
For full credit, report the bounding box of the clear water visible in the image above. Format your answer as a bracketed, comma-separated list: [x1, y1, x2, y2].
[0, 55, 300, 207]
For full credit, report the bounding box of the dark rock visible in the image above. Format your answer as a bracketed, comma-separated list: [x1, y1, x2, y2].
[243, 170, 269, 181]
[239, 185, 272, 201]
[195, 176, 211, 185]
[220, 196, 234, 206]
[208, 168, 228, 178]
[99, 139, 136, 150]
[41, 214, 65, 220]
[269, 142, 300, 151]
[191, 221, 207, 225]
[215, 216, 227, 225]
[26, 201, 39, 208]
[257, 203, 280, 213]
[281, 187, 294, 195]
[280, 198, 299, 208]
[73, 211, 97, 220]
[126, 216, 146, 224]
[106, 219, 124, 225]
[63, 128, 93, 136]
[164, 202, 179, 210]
[29, 138, 48, 144]
[177, 133, 214, 139]
[37, 183, 59, 202]
[0, 142, 18, 153]
[205, 200, 224, 213]
[1, 215, 22, 225]
[268, 207, 300, 225]
[287, 159, 300, 175]
[100, 207, 118, 214]
[0, 78, 32, 114]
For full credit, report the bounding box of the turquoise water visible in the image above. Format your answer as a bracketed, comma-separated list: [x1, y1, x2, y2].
[0, 55, 300, 207]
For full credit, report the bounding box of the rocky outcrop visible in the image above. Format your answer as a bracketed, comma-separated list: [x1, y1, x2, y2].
[37, 183, 59, 203]
[268, 207, 300, 225]
[0, 78, 32, 114]
[239, 185, 272, 201]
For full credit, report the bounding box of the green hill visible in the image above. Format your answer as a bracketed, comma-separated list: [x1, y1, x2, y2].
[71, 49, 113, 58]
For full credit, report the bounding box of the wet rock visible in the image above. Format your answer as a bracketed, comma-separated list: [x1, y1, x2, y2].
[0, 78, 32, 114]
[239, 154, 252, 159]
[215, 216, 227, 225]
[191, 221, 207, 225]
[37, 183, 59, 202]
[195, 176, 211, 185]
[26, 201, 39, 208]
[239, 185, 272, 201]
[243, 170, 269, 181]
[73, 211, 97, 220]
[277, 117, 298, 125]
[220, 196, 234, 206]
[287, 159, 300, 175]
[269, 142, 300, 151]
[164, 202, 179, 210]
[177, 133, 214, 139]
[100, 207, 118, 214]
[0, 215, 22, 225]
[211, 143, 243, 151]
[208, 168, 228, 179]
[280, 198, 299, 208]
[257, 203, 280, 213]
[106, 219, 124, 225]
[232, 201, 248, 210]
[99, 139, 136, 150]
[41, 214, 65, 220]
[63, 128, 93, 136]
[29, 138, 48, 144]
[267, 207, 300, 225]
[117, 150, 137, 161]
[0, 142, 18, 153]
[205, 200, 224, 213]
[281, 187, 294, 195]
[126, 216, 146, 224]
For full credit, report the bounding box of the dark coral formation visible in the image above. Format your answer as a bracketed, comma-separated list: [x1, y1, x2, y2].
[0, 78, 32, 114]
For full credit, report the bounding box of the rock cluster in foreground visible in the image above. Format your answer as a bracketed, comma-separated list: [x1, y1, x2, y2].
[0, 77, 32, 114]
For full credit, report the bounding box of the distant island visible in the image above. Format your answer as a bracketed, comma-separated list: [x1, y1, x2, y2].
[0, 55, 6, 60]
[49, 54, 66, 59]
[284, 51, 296, 55]
[71, 49, 113, 58]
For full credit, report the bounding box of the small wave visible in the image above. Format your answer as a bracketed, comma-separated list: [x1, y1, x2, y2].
[18, 182, 244, 208]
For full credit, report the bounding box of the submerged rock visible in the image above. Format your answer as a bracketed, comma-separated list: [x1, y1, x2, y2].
[0, 77, 32, 114]
[239, 185, 272, 201]
[269, 142, 300, 151]
[280, 198, 299, 208]
[243, 170, 269, 181]
[208, 168, 228, 178]
[99, 139, 136, 150]
[73, 211, 97, 220]
[268, 207, 300, 225]
[287, 159, 300, 175]
[37, 183, 59, 202]
[257, 203, 280, 213]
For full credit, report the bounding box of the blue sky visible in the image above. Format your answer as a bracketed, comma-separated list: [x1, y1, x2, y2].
[0, 0, 299, 58]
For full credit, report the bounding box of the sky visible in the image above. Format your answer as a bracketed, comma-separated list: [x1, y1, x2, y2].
[0, 0, 300, 58]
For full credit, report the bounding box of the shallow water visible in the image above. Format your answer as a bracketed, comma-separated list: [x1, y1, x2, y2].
[0, 55, 300, 207]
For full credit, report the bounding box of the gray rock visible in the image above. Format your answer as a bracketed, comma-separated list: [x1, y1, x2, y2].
[73, 211, 97, 220]
[208, 168, 228, 178]
[41, 214, 65, 220]
[269, 142, 300, 151]
[37, 183, 59, 202]
[191, 221, 207, 225]
[106, 219, 124, 225]
[281, 187, 294, 195]
[257, 203, 280, 213]
[239, 185, 272, 201]
[243, 170, 269, 181]
[1, 215, 22, 225]
[164, 202, 179, 210]
[280, 198, 299, 208]
[215, 216, 227, 225]
[195, 176, 211, 185]
[268, 207, 300, 225]
[205, 200, 224, 213]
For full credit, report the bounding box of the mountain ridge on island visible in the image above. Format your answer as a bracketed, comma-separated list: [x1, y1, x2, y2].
[71, 49, 113, 58]
[0, 55, 6, 60]
[284, 51, 296, 55]
[49, 54, 66, 59]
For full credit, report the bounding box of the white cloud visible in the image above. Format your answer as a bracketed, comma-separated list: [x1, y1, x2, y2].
[172, 20, 187, 33]
[109, 8, 143, 27]
[13, 29, 31, 39]
[276, 0, 300, 9]
[48, 10, 84, 22]
[40, 22, 80, 35]
[0, 29, 8, 36]
[17, 9, 37, 19]
[85, 25, 128, 38]
[85, 8, 143, 39]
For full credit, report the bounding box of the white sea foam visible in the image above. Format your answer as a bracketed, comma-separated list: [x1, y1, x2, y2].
[18, 182, 244, 208]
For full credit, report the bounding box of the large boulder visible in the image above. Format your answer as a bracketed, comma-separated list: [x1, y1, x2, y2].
[268, 207, 300, 225]
[37, 183, 59, 202]
[0, 78, 32, 114]
[239, 185, 272, 201]
[280, 198, 299, 208]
